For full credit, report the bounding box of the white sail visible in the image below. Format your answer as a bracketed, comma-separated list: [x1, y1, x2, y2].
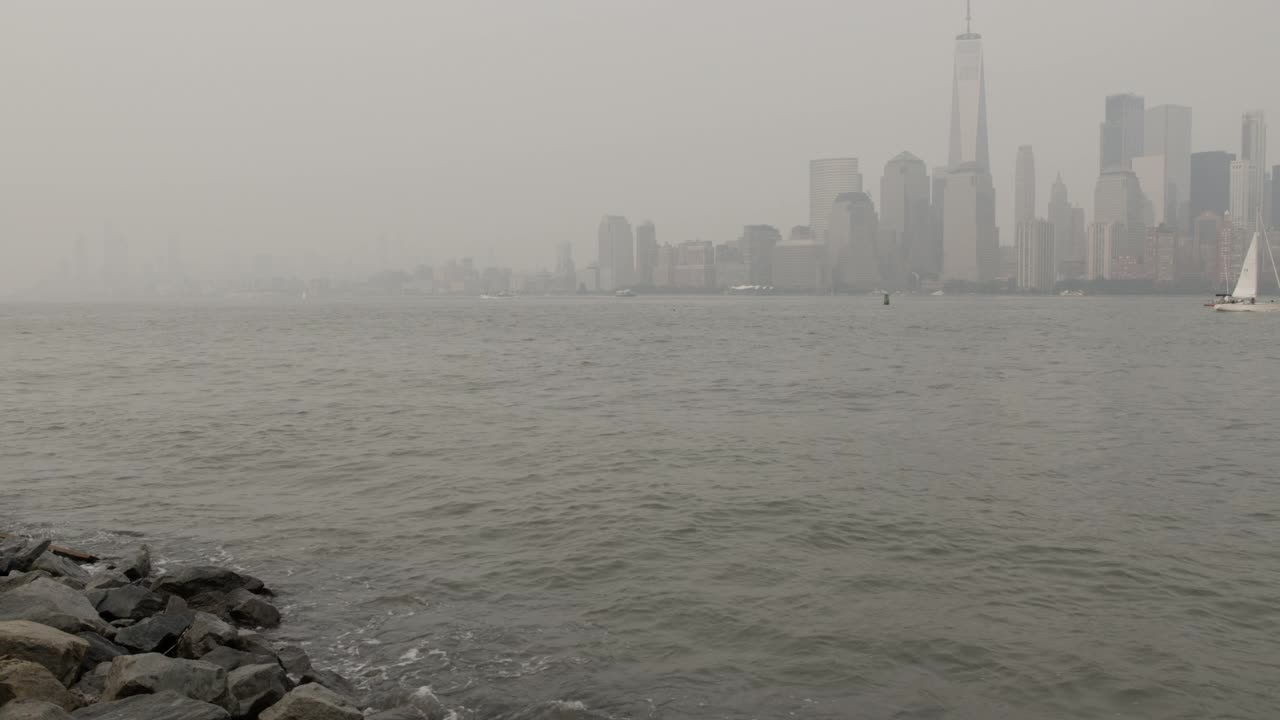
[1232, 232, 1260, 299]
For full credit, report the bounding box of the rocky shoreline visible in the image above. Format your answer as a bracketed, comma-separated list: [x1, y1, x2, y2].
[0, 533, 444, 720]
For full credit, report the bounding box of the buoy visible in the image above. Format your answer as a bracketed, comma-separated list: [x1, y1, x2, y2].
[883, 293, 890, 305]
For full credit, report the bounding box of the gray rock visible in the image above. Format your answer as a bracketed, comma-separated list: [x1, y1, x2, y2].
[0, 571, 50, 595]
[196, 647, 262, 673]
[31, 554, 90, 584]
[258, 683, 362, 720]
[226, 589, 280, 629]
[151, 567, 261, 599]
[105, 619, 133, 629]
[227, 631, 277, 661]
[0, 620, 90, 685]
[225, 663, 288, 719]
[81, 590, 106, 609]
[0, 658, 78, 710]
[299, 669, 356, 700]
[367, 708, 427, 720]
[274, 646, 311, 679]
[69, 690, 229, 720]
[82, 572, 130, 592]
[113, 547, 151, 582]
[0, 579, 113, 636]
[111, 604, 192, 654]
[102, 653, 227, 706]
[11, 540, 53, 573]
[71, 663, 111, 703]
[74, 632, 128, 674]
[177, 612, 238, 659]
[0, 700, 72, 720]
[94, 585, 164, 621]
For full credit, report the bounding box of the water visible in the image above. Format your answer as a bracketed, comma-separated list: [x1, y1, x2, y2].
[3, 295, 1280, 719]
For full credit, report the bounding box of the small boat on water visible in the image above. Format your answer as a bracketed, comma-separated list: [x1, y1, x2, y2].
[481, 291, 515, 299]
[615, 289, 636, 297]
[1210, 225, 1280, 312]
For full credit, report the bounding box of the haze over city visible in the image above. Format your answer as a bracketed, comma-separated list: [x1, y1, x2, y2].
[2, 0, 1278, 291]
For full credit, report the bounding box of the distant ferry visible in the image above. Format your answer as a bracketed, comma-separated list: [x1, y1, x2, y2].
[727, 285, 775, 295]
[615, 289, 636, 297]
[481, 291, 515, 299]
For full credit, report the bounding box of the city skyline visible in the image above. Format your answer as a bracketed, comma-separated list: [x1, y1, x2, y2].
[3, 1, 1279, 292]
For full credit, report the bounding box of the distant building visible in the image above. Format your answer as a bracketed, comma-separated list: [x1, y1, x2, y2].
[1133, 155, 1167, 228]
[596, 215, 634, 291]
[827, 191, 883, 291]
[1143, 104, 1193, 229]
[1147, 227, 1176, 285]
[1216, 215, 1242, 287]
[554, 242, 576, 292]
[771, 240, 826, 292]
[929, 166, 949, 276]
[740, 225, 781, 286]
[1014, 145, 1036, 226]
[1086, 222, 1119, 280]
[1273, 165, 1280, 229]
[1239, 111, 1267, 228]
[653, 243, 677, 288]
[880, 152, 934, 279]
[1193, 212, 1222, 281]
[1190, 151, 1235, 221]
[634, 221, 657, 286]
[1100, 93, 1144, 171]
[1230, 160, 1256, 230]
[1048, 173, 1086, 274]
[942, 163, 998, 282]
[1015, 218, 1055, 291]
[948, 11, 989, 171]
[1094, 168, 1147, 258]
[809, 159, 862, 243]
[674, 241, 715, 290]
[714, 243, 747, 289]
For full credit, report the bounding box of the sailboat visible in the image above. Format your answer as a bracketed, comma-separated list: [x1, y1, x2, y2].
[1212, 223, 1280, 312]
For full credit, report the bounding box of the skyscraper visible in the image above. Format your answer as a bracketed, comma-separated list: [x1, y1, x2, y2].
[1190, 151, 1235, 220]
[740, 225, 781, 286]
[1094, 168, 1146, 258]
[1230, 160, 1255, 230]
[809, 158, 862, 243]
[1016, 219, 1055, 291]
[596, 215, 634, 291]
[943, 164, 998, 282]
[880, 152, 934, 277]
[827, 192, 882, 291]
[948, 5, 989, 171]
[1014, 145, 1036, 227]
[1272, 165, 1280, 229]
[634, 221, 657, 286]
[1087, 222, 1119, 280]
[1133, 155, 1167, 227]
[1100, 93, 1144, 171]
[1241, 111, 1267, 228]
[1143, 105, 1192, 229]
[941, 6, 996, 283]
[1047, 173, 1085, 270]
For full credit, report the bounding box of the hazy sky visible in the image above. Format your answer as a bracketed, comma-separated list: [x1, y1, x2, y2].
[2, 0, 1278, 286]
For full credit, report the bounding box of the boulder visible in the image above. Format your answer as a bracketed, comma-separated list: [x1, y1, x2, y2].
[197, 647, 267, 673]
[31, 554, 89, 584]
[367, 708, 427, 720]
[226, 631, 276, 661]
[111, 604, 192, 654]
[177, 612, 238, 659]
[112, 547, 150, 582]
[74, 633, 128, 674]
[81, 573, 130, 593]
[0, 658, 78, 710]
[69, 690, 229, 720]
[71, 663, 111, 703]
[0, 572, 50, 595]
[224, 663, 288, 719]
[298, 669, 356, 700]
[10, 540, 53, 574]
[0, 701, 72, 720]
[94, 585, 164, 622]
[274, 646, 311, 679]
[185, 592, 231, 619]
[258, 683, 362, 720]
[0, 579, 113, 636]
[152, 568, 261, 599]
[226, 590, 280, 629]
[102, 654, 227, 706]
[0, 621, 89, 686]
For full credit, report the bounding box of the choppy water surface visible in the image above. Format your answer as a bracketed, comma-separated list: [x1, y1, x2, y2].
[3, 296, 1280, 719]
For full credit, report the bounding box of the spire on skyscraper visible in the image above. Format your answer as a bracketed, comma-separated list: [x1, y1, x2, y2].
[948, 0, 988, 170]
